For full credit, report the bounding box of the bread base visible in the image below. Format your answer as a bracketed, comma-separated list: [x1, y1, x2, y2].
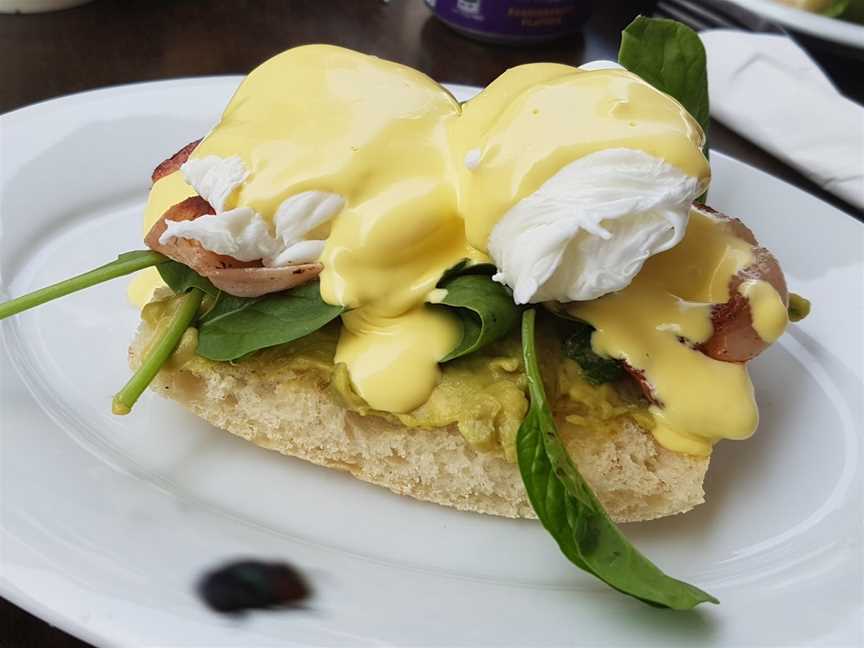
[131, 321, 708, 522]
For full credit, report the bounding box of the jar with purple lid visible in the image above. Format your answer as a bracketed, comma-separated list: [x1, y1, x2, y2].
[425, 0, 594, 44]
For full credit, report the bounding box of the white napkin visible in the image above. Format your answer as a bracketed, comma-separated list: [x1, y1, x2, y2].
[700, 30, 864, 210]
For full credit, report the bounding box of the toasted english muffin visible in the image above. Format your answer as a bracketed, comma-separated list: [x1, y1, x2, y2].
[130, 313, 709, 523]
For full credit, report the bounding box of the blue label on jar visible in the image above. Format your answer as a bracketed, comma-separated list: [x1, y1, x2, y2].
[427, 0, 592, 39]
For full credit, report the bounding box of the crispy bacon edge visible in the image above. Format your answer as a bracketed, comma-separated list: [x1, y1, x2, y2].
[145, 143, 322, 298]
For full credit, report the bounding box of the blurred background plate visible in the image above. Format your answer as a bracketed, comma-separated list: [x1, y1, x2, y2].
[724, 0, 864, 52]
[0, 0, 93, 13]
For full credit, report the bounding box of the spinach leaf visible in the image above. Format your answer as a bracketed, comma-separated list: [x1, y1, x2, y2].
[437, 258, 497, 285]
[196, 281, 343, 361]
[562, 321, 626, 385]
[618, 16, 710, 149]
[823, 0, 848, 17]
[0, 250, 167, 320]
[839, 0, 864, 23]
[114, 289, 204, 415]
[157, 261, 218, 297]
[517, 309, 718, 609]
[438, 274, 520, 362]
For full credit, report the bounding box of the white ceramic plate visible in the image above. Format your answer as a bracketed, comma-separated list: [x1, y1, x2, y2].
[1, 79, 862, 647]
[725, 0, 864, 50]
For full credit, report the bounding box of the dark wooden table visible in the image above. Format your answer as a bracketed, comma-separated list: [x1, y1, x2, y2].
[0, 0, 861, 646]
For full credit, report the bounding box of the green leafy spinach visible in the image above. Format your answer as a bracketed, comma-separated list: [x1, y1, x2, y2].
[517, 309, 718, 609]
[438, 273, 520, 362]
[437, 258, 497, 284]
[823, 0, 848, 18]
[838, 0, 864, 23]
[196, 281, 344, 361]
[157, 261, 218, 297]
[618, 16, 710, 151]
[0, 250, 167, 320]
[114, 288, 204, 415]
[561, 320, 626, 385]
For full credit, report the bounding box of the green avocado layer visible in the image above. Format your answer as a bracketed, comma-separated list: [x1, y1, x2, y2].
[147, 299, 651, 462]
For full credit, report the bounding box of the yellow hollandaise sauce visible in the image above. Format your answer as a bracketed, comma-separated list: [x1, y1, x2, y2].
[130, 171, 197, 305]
[452, 63, 709, 248]
[566, 209, 788, 456]
[739, 279, 788, 344]
[135, 45, 710, 419]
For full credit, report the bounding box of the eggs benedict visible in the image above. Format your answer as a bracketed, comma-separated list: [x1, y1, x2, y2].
[0, 17, 810, 609]
[135, 43, 779, 461]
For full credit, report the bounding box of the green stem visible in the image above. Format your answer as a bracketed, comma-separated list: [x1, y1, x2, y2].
[112, 289, 203, 415]
[0, 250, 167, 320]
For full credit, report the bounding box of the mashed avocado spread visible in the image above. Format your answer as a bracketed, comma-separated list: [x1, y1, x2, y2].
[146, 297, 651, 463]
